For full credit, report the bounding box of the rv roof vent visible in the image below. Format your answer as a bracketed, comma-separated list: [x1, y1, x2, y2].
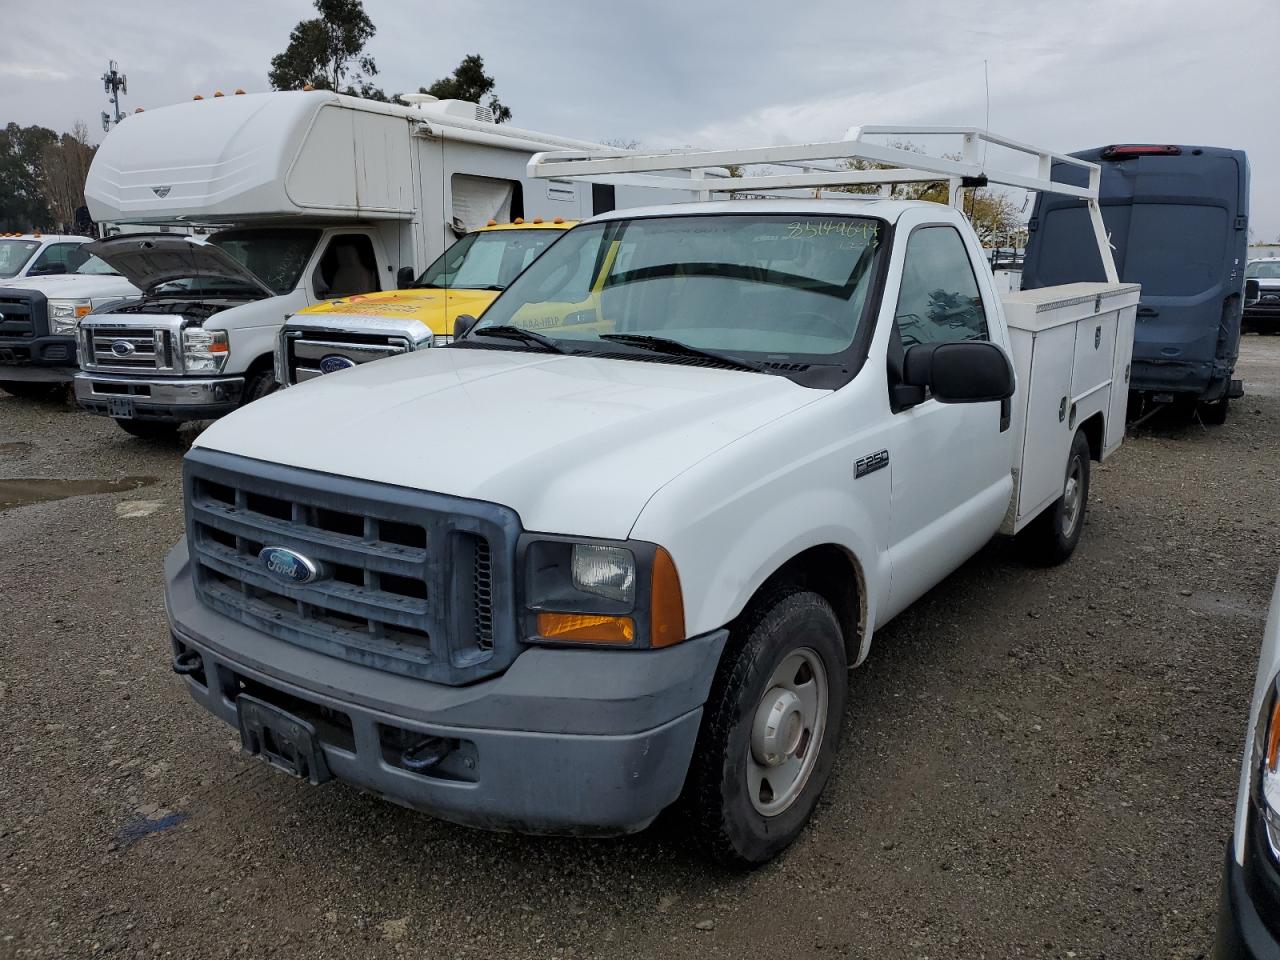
[399, 93, 439, 108]
[412, 98, 495, 124]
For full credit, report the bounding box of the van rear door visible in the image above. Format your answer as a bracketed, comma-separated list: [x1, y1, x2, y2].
[1022, 146, 1249, 401]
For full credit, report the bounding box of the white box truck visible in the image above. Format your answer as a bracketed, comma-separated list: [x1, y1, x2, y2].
[161, 127, 1137, 864]
[73, 90, 688, 439]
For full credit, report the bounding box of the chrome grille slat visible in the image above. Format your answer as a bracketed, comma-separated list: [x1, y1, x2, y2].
[284, 330, 413, 384]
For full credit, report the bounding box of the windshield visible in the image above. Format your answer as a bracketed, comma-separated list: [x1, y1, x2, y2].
[178, 228, 321, 296]
[74, 254, 119, 276]
[0, 239, 39, 279]
[415, 229, 563, 290]
[474, 214, 885, 361]
[1246, 261, 1280, 280]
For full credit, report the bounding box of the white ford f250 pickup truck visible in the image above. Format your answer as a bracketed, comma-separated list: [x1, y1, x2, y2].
[163, 128, 1139, 864]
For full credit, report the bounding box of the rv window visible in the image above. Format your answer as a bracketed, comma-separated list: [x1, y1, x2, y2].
[451, 175, 522, 231]
[313, 235, 381, 299]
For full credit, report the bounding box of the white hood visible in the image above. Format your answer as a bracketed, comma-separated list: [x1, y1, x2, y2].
[0, 271, 139, 301]
[194, 347, 821, 539]
[86, 234, 275, 296]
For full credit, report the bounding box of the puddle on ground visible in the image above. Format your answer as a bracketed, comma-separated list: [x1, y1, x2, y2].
[0, 477, 157, 512]
[0, 441, 34, 456]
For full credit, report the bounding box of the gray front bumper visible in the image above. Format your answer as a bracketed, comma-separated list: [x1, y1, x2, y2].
[164, 539, 727, 836]
[75, 372, 244, 421]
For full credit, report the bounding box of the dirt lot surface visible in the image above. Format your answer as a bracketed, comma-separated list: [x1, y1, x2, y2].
[2, 339, 1278, 960]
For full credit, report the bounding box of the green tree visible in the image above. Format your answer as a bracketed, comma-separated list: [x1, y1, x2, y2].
[421, 54, 511, 123]
[0, 123, 58, 231]
[40, 122, 97, 231]
[268, 0, 386, 100]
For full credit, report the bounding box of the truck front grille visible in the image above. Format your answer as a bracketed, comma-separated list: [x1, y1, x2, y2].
[286, 332, 412, 384]
[0, 293, 40, 339]
[86, 325, 173, 372]
[183, 450, 520, 684]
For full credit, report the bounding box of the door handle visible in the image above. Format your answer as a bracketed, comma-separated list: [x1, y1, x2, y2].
[1136, 307, 1159, 318]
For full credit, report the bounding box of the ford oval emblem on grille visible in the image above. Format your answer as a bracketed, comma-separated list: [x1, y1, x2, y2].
[111, 339, 136, 357]
[258, 546, 322, 585]
[319, 354, 357, 375]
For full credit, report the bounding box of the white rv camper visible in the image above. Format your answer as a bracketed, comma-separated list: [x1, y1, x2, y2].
[74, 90, 678, 438]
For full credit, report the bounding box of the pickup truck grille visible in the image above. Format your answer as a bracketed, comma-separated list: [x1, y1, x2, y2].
[183, 450, 521, 685]
[0, 291, 42, 339]
[286, 332, 411, 383]
[86, 325, 172, 371]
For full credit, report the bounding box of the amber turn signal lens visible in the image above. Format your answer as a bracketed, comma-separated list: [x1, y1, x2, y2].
[650, 547, 685, 648]
[537, 612, 634, 645]
[1267, 698, 1280, 773]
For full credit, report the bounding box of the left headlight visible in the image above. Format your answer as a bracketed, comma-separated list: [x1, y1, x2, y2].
[182, 327, 229, 373]
[48, 299, 93, 335]
[522, 536, 685, 649]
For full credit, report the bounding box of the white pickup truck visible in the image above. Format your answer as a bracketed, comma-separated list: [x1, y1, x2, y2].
[163, 129, 1138, 864]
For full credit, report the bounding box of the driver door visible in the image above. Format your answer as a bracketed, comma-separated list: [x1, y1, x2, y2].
[883, 222, 1014, 617]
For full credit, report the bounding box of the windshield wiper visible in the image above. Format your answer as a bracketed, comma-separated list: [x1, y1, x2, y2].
[598, 333, 766, 372]
[469, 324, 568, 353]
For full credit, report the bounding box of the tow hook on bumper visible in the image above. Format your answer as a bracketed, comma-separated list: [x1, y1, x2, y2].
[172, 650, 204, 676]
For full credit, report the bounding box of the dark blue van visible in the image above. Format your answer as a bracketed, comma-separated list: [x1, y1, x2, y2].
[1021, 144, 1249, 424]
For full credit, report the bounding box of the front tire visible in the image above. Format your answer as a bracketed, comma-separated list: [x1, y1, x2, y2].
[0, 381, 59, 399]
[685, 588, 847, 866]
[1017, 428, 1091, 566]
[240, 368, 277, 407]
[113, 418, 179, 441]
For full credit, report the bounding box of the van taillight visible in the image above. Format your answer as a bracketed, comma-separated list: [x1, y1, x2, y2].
[1101, 145, 1182, 160]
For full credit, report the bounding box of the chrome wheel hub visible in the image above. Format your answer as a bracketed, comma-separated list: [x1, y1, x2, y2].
[1061, 458, 1083, 537]
[746, 647, 828, 817]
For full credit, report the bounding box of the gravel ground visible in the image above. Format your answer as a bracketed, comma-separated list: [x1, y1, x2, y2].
[1, 338, 1278, 960]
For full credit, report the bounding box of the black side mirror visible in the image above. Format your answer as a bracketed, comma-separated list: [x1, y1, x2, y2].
[1245, 278, 1261, 305]
[902, 341, 1015, 404]
[396, 266, 415, 289]
[453, 314, 479, 340]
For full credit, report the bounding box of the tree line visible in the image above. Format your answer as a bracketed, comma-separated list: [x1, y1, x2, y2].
[0, 122, 96, 232]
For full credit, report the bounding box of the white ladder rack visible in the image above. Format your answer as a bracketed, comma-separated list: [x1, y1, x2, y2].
[528, 125, 1118, 282]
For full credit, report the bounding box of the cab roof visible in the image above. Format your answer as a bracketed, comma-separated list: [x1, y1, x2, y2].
[0, 233, 90, 242]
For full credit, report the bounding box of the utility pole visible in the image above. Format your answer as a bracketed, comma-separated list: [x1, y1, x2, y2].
[101, 60, 127, 133]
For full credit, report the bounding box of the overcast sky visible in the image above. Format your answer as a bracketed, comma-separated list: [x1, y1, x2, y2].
[3, 0, 1278, 236]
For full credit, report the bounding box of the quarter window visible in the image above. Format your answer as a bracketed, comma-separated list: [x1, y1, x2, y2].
[894, 226, 988, 346]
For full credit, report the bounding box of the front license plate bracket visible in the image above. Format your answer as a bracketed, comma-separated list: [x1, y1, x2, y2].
[236, 694, 332, 786]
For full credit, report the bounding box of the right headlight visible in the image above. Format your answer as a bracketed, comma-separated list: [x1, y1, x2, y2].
[182, 327, 229, 374]
[48, 298, 93, 335]
[521, 536, 685, 649]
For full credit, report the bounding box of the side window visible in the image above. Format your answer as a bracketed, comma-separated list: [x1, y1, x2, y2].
[30, 243, 79, 275]
[894, 226, 988, 346]
[313, 235, 380, 299]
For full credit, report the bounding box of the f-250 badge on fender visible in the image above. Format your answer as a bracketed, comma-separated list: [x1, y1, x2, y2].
[258, 546, 322, 585]
[855, 449, 890, 479]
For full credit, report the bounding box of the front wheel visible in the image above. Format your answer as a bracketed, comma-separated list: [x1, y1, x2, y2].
[1017, 428, 1091, 566]
[114, 418, 179, 441]
[684, 588, 847, 866]
[240, 368, 277, 407]
[0, 381, 59, 399]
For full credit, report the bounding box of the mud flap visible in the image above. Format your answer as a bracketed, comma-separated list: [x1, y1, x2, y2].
[236, 695, 332, 786]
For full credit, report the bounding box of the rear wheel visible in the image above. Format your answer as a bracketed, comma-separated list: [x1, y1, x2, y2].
[1017, 428, 1091, 566]
[685, 588, 847, 866]
[1199, 397, 1230, 425]
[0, 381, 59, 399]
[114, 418, 179, 441]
